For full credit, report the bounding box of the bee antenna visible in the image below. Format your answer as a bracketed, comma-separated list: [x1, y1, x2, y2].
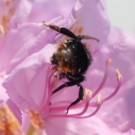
[77, 35, 99, 42]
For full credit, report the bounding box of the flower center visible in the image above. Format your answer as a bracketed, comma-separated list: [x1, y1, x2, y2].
[48, 58, 122, 119]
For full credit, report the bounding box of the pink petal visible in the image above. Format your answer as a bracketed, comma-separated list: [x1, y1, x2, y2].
[74, 0, 110, 45]
[6, 99, 22, 123]
[3, 44, 55, 112]
[45, 116, 128, 135]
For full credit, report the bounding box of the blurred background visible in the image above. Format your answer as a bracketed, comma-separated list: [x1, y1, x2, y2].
[105, 0, 135, 34]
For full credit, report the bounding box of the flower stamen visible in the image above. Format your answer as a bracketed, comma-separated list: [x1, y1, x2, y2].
[75, 104, 101, 119]
[92, 58, 112, 98]
[97, 94, 103, 104]
[48, 59, 122, 119]
[115, 68, 122, 81]
[0, 25, 5, 35]
[6, 0, 11, 5]
[0, 105, 22, 135]
[27, 109, 44, 131]
[49, 100, 89, 118]
[103, 69, 122, 102]
[83, 88, 93, 100]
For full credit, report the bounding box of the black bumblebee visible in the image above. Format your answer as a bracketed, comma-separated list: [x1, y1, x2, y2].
[44, 22, 99, 113]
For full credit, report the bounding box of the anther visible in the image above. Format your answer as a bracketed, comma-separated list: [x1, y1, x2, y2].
[97, 94, 102, 104]
[27, 109, 44, 131]
[0, 105, 22, 134]
[0, 25, 4, 35]
[115, 68, 122, 81]
[106, 58, 112, 66]
[83, 88, 92, 100]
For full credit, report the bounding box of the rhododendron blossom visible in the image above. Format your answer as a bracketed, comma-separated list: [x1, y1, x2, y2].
[0, 0, 132, 135]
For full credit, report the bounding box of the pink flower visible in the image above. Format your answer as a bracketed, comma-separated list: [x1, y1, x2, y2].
[0, 0, 125, 134]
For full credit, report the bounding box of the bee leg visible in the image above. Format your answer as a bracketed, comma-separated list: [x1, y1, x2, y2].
[66, 84, 84, 114]
[52, 76, 84, 95]
[77, 35, 99, 42]
[52, 75, 84, 114]
[43, 21, 77, 39]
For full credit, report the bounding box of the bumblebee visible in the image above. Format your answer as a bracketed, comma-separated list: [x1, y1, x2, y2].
[44, 22, 99, 113]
